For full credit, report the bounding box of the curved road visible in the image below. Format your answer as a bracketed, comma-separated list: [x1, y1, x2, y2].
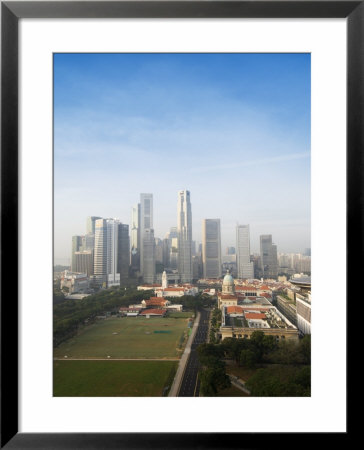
[178, 308, 210, 397]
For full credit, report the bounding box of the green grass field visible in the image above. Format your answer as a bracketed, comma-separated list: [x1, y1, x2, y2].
[54, 360, 177, 396]
[54, 316, 189, 359]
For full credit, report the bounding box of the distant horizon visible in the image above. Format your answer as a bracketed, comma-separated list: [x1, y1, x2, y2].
[54, 53, 311, 262]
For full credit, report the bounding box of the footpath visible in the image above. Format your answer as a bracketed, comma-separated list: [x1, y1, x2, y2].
[228, 374, 251, 395]
[168, 311, 201, 397]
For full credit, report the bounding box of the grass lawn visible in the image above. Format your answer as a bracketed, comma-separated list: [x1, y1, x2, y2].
[54, 316, 189, 359]
[54, 360, 177, 396]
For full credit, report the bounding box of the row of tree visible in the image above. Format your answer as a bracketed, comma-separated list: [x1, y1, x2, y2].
[197, 344, 231, 396]
[53, 288, 152, 346]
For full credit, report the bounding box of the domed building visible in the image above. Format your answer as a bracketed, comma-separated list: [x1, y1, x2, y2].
[222, 270, 235, 295]
[218, 270, 238, 309]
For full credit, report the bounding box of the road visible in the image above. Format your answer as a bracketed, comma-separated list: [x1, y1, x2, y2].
[178, 308, 210, 397]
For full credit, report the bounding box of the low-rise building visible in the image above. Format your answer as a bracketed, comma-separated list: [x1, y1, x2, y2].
[142, 297, 171, 308]
[60, 270, 89, 294]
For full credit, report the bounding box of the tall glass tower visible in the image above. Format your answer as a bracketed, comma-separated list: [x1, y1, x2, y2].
[260, 234, 278, 279]
[202, 219, 222, 279]
[177, 190, 192, 283]
[236, 224, 254, 279]
[140, 193, 155, 283]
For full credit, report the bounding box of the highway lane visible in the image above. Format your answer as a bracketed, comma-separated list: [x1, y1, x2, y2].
[178, 308, 210, 397]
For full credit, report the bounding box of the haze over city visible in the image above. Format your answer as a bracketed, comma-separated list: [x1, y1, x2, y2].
[54, 53, 310, 264]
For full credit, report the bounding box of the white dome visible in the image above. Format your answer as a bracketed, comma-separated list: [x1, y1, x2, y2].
[223, 271, 234, 286]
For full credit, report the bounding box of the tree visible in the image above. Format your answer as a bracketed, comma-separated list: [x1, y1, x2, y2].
[239, 349, 257, 368]
[199, 366, 231, 396]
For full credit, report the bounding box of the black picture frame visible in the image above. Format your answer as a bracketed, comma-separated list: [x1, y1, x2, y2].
[1, 1, 356, 448]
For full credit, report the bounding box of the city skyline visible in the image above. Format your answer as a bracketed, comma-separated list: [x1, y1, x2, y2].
[54, 53, 310, 263]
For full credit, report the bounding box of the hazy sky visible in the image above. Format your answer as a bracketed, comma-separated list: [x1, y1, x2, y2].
[54, 53, 310, 265]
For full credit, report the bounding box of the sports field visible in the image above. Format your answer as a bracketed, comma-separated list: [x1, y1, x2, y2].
[54, 316, 190, 359]
[53, 360, 177, 396]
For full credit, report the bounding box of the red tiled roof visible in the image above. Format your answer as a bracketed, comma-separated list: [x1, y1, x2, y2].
[245, 312, 267, 320]
[144, 298, 168, 306]
[236, 286, 257, 291]
[226, 306, 243, 314]
[140, 309, 166, 315]
[260, 285, 270, 290]
[220, 294, 237, 300]
[241, 307, 270, 311]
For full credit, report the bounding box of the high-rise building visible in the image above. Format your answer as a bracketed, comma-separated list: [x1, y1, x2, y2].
[86, 216, 102, 235]
[177, 190, 192, 283]
[106, 219, 121, 287]
[71, 235, 84, 271]
[140, 193, 155, 283]
[93, 218, 129, 287]
[202, 219, 222, 279]
[74, 250, 94, 277]
[142, 228, 155, 283]
[94, 219, 108, 285]
[260, 234, 278, 279]
[236, 225, 254, 279]
[166, 227, 178, 269]
[162, 238, 170, 268]
[155, 238, 163, 263]
[117, 223, 130, 281]
[226, 246, 236, 255]
[130, 203, 140, 273]
[84, 233, 95, 252]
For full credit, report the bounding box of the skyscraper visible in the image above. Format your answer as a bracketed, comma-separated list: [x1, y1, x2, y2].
[140, 193, 155, 283]
[177, 190, 192, 283]
[260, 234, 278, 279]
[202, 219, 222, 279]
[106, 219, 120, 287]
[93, 219, 108, 285]
[142, 228, 155, 283]
[117, 223, 130, 282]
[86, 216, 102, 235]
[130, 203, 140, 273]
[74, 250, 94, 277]
[236, 224, 254, 279]
[93, 218, 129, 287]
[167, 227, 178, 269]
[71, 235, 84, 271]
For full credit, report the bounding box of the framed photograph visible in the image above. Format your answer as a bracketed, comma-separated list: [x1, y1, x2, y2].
[2, 1, 357, 448]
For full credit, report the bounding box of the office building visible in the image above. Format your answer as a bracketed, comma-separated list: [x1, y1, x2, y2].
[142, 228, 155, 283]
[236, 225, 254, 279]
[260, 234, 278, 279]
[74, 250, 93, 277]
[177, 190, 193, 283]
[86, 216, 102, 235]
[71, 235, 84, 272]
[130, 203, 140, 273]
[118, 223, 130, 281]
[202, 219, 222, 279]
[140, 193, 155, 282]
[94, 219, 108, 285]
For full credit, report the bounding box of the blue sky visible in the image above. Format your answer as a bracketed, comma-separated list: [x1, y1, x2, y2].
[54, 53, 310, 264]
